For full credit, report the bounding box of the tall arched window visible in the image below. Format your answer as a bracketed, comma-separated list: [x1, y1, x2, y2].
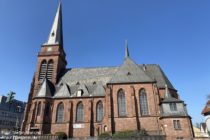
[96, 101, 103, 122]
[139, 89, 149, 115]
[118, 89, 126, 117]
[56, 103, 64, 123]
[47, 60, 54, 80]
[39, 60, 47, 81]
[76, 102, 84, 122]
[45, 102, 51, 117]
[37, 102, 41, 116]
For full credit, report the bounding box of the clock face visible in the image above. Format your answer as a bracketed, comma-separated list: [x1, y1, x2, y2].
[47, 47, 52, 52]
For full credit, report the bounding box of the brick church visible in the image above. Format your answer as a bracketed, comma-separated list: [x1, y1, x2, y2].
[21, 2, 194, 139]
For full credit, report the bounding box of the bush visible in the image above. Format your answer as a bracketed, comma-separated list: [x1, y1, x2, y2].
[99, 132, 111, 139]
[112, 130, 147, 139]
[138, 129, 147, 135]
[55, 132, 67, 139]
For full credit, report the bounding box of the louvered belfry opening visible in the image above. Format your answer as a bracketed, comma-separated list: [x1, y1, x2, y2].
[39, 60, 47, 81]
[47, 60, 54, 80]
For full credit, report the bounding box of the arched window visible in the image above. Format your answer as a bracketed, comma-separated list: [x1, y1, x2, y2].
[118, 89, 126, 117]
[45, 102, 51, 117]
[39, 60, 47, 81]
[139, 89, 149, 115]
[76, 102, 84, 122]
[37, 102, 41, 116]
[96, 101, 103, 122]
[56, 103, 64, 123]
[47, 60, 54, 80]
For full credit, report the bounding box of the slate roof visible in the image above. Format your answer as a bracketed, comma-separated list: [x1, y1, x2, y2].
[109, 58, 154, 84]
[59, 65, 175, 90]
[50, 58, 176, 98]
[140, 64, 175, 89]
[59, 67, 118, 86]
[43, 2, 63, 46]
[35, 78, 54, 98]
[54, 84, 71, 98]
[161, 85, 182, 103]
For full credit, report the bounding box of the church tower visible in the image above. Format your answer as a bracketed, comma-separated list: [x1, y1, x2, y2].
[21, 2, 67, 133]
[35, 2, 66, 87]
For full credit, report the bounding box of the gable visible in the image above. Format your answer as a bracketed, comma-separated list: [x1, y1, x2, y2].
[109, 58, 154, 84]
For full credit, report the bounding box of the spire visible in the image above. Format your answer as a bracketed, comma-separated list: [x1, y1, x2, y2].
[45, 2, 63, 46]
[125, 40, 129, 58]
[165, 84, 172, 98]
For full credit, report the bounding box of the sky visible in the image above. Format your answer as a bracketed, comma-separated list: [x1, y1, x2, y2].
[0, 0, 210, 124]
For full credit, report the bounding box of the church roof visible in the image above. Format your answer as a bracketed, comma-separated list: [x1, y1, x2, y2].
[54, 84, 71, 98]
[141, 64, 175, 89]
[162, 84, 182, 103]
[109, 57, 154, 84]
[59, 64, 175, 90]
[35, 78, 54, 98]
[43, 2, 63, 46]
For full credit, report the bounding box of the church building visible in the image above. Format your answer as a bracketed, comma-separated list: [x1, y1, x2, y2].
[21, 3, 194, 139]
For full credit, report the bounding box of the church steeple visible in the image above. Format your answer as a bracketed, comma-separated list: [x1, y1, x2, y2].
[125, 40, 129, 58]
[35, 2, 67, 86]
[44, 2, 63, 46]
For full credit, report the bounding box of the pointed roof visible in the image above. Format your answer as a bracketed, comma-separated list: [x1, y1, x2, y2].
[54, 84, 71, 98]
[125, 40, 129, 58]
[44, 2, 63, 46]
[162, 84, 182, 103]
[109, 57, 154, 84]
[35, 78, 54, 98]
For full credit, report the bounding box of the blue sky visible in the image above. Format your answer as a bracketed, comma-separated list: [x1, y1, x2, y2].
[0, 0, 210, 124]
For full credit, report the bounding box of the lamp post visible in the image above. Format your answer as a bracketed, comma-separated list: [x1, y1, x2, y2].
[15, 106, 21, 133]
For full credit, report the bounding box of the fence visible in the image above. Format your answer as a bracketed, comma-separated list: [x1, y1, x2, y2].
[67, 136, 166, 140]
[0, 134, 166, 140]
[3, 134, 58, 140]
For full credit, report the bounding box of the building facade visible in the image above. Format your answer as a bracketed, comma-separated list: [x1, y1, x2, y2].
[0, 95, 26, 134]
[21, 3, 194, 139]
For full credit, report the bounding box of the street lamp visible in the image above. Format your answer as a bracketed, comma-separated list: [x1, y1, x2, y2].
[15, 106, 21, 133]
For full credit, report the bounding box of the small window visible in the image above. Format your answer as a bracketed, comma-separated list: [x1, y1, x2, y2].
[77, 90, 83, 97]
[170, 103, 177, 111]
[173, 120, 181, 130]
[176, 137, 183, 140]
[51, 31, 55, 37]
